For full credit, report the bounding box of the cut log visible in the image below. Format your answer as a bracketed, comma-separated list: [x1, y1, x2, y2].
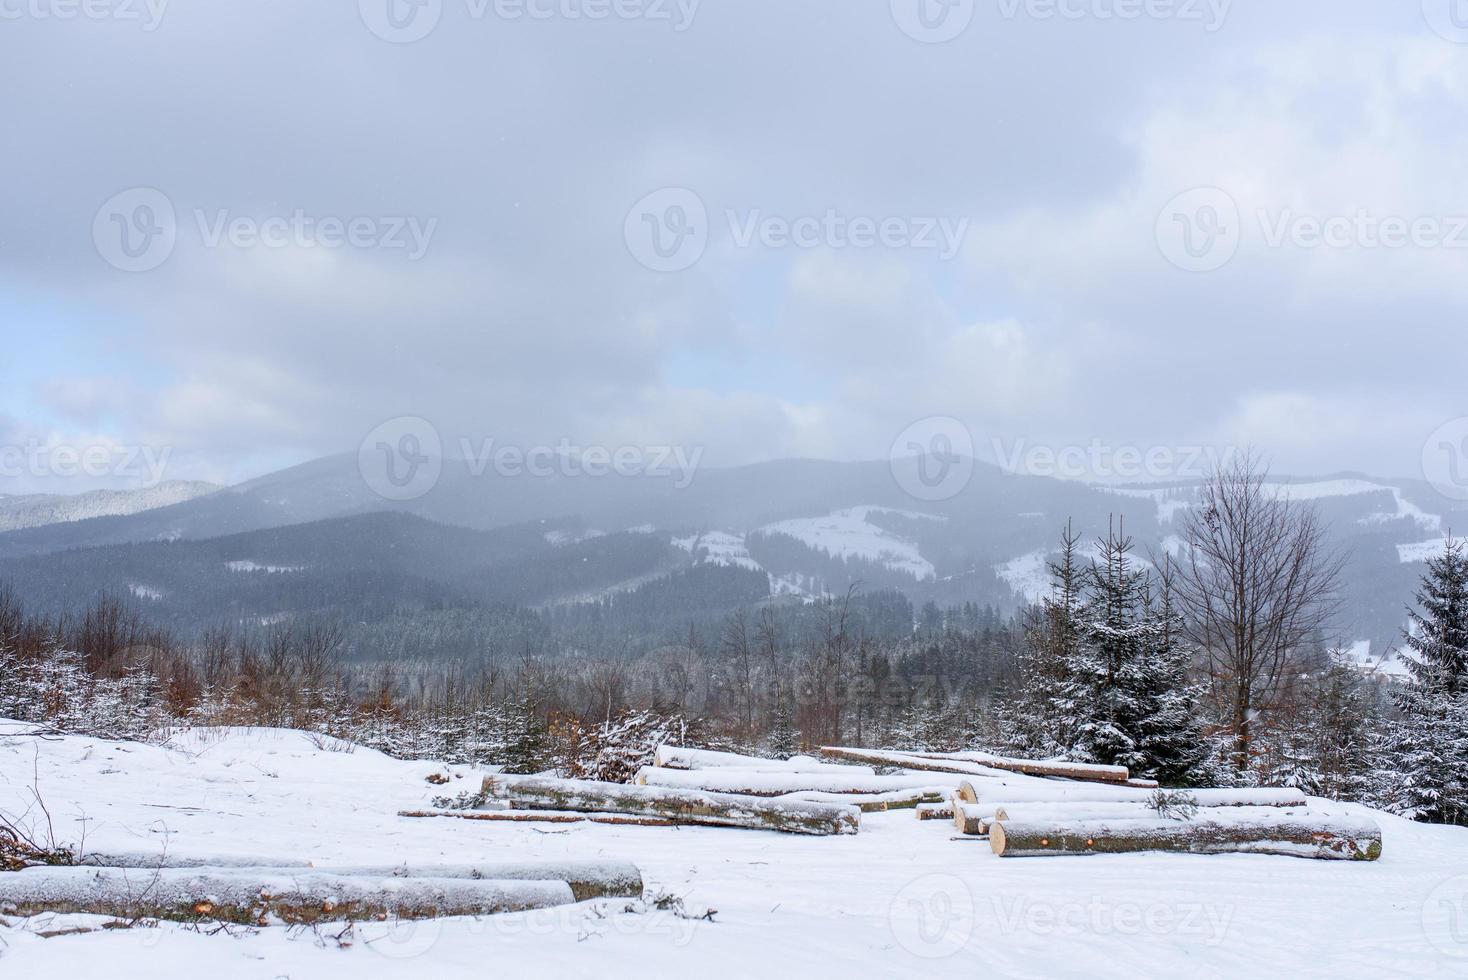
[817, 747, 1007, 778]
[635, 766, 953, 797]
[915, 802, 955, 821]
[279, 861, 642, 901]
[481, 774, 860, 836]
[954, 803, 988, 836]
[654, 745, 874, 776]
[1124, 778, 1161, 789]
[77, 852, 311, 870]
[776, 788, 947, 812]
[989, 803, 1305, 824]
[0, 868, 578, 925]
[966, 780, 1309, 808]
[399, 808, 674, 828]
[906, 751, 1130, 785]
[989, 814, 1382, 860]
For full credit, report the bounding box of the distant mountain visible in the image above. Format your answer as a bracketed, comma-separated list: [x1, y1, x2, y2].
[0, 456, 1462, 665]
[0, 480, 219, 533]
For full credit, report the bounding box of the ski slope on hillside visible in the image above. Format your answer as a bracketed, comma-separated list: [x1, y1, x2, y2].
[2, 724, 1466, 977]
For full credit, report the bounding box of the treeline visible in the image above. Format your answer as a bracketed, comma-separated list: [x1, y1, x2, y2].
[2, 457, 1466, 826]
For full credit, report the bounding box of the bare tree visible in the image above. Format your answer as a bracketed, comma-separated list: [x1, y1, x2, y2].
[1174, 453, 1345, 771]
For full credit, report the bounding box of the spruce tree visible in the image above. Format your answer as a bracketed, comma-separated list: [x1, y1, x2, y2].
[1391, 536, 1468, 825]
[999, 522, 1083, 756]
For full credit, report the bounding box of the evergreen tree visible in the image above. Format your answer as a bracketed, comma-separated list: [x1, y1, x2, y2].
[766, 686, 800, 759]
[1390, 537, 1468, 825]
[1127, 567, 1216, 786]
[999, 522, 1083, 756]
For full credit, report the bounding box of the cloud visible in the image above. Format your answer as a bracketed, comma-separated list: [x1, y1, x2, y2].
[0, 5, 1457, 490]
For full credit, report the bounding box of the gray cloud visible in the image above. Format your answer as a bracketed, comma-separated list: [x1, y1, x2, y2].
[0, 2, 1455, 492]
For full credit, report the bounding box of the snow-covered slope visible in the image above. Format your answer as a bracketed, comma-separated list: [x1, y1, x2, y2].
[761, 506, 938, 581]
[0, 481, 219, 533]
[1, 723, 1465, 977]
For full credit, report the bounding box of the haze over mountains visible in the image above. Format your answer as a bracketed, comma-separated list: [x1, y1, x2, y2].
[0, 455, 1459, 671]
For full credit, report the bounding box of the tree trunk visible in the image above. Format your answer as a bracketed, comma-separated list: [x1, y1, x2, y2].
[817, 746, 1007, 777]
[915, 802, 955, 821]
[964, 780, 1307, 808]
[218, 860, 644, 901]
[481, 774, 860, 836]
[775, 788, 947, 812]
[953, 803, 988, 836]
[990, 814, 1381, 860]
[655, 745, 873, 775]
[400, 809, 674, 828]
[635, 766, 951, 797]
[905, 751, 1131, 785]
[0, 868, 579, 925]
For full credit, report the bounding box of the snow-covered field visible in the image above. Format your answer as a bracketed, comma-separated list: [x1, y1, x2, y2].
[3, 723, 1467, 978]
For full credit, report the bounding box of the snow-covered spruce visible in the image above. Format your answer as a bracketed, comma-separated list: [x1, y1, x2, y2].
[0, 868, 579, 925]
[1388, 536, 1468, 825]
[480, 774, 860, 835]
[634, 765, 958, 796]
[988, 813, 1383, 860]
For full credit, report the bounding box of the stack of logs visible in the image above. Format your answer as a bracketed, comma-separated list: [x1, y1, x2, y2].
[405, 743, 1382, 859]
[819, 747, 1382, 861]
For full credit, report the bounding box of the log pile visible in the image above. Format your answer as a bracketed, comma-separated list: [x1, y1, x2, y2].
[418, 743, 1383, 860]
[809, 746, 1381, 861]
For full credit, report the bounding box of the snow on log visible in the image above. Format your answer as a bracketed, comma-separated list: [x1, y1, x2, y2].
[0, 867, 578, 925]
[653, 745, 874, 775]
[916, 802, 955, 821]
[634, 766, 953, 797]
[481, 774, 860, 836]
[1125, 779, 1161, 789]
[989, 814, 1382, 860]
[77, 852, 312, 870]
[905, 751, 1130, 785]
[273, 861, 643, 901]
[965, 780, 1309, 808]
[775, 788, 948, 812]
[399, 809, 674, 828]
[817, 747, 1008, 778]
[954, 803, 989, 836]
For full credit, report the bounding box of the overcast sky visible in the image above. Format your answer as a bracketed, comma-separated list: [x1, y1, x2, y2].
[2, 1, 1465, 493]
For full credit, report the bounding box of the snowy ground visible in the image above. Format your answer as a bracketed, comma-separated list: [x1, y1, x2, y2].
[2, 724, 1467, 978]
